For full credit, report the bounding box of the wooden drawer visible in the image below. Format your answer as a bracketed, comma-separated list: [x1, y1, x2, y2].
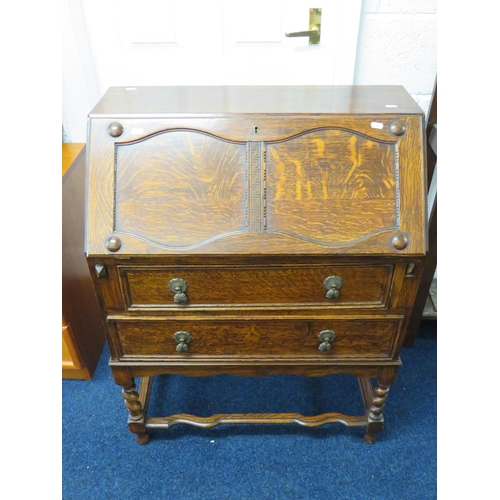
[109, 317, 402, 361]
[118, 264, 395, 310]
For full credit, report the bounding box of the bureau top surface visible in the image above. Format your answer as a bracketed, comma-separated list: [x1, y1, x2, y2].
[89, 85, 423, 118]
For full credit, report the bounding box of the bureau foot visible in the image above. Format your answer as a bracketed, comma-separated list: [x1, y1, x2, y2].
[363, 434, 376, 444]
[128, 419, 151, 444]
[135, 431, 150, 445]
[363, 422, 384, 444]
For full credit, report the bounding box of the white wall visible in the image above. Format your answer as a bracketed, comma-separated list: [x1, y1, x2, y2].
[62, 0, 437, 141]
[354, 0, 437, 117]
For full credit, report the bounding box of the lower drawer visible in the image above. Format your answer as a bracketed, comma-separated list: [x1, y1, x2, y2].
[108, 317, 402, 361]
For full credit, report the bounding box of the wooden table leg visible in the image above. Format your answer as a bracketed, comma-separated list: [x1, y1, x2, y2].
[112, 367, 152, 444]
[362, 366, 398, 444]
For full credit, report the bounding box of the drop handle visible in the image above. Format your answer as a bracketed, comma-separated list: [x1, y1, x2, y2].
[318, 330, 336, 352]
[174, 331, 192, 353]
[324, 275, 343, 300]
[168, 278, 188, 304]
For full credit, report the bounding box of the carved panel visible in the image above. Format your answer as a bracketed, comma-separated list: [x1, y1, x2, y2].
[114, 130, 246, 248]
[109, 126, 406, 252]
[246, 142, 265, 232]
[265, 128, 399, 245]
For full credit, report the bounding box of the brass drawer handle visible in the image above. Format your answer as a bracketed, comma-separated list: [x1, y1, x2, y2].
[318, 330, 336, 352]
[168, 278, 188, 304]
[324, 275, 343, 299]
[174, 331, 192, 353]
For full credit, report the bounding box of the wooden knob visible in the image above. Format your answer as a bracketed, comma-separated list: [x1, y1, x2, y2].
[108, 122, 123, 137]
[389, 120, 406, 136]
[106, 236, 122, 252]
[392, 232, 408, 250]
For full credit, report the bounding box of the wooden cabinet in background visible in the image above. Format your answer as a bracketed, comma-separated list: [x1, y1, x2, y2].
[62, 144, 106, 379]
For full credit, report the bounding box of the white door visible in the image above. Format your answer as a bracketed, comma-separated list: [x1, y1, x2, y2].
[63, 0, 362, 142]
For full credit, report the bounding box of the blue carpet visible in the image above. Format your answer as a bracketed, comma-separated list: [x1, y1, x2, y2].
[62, 322, 436, 500]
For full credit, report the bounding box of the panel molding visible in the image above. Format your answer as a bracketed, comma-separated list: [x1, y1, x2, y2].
[108, 128, 401, 250]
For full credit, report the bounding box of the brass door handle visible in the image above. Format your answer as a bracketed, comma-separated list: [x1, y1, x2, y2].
[285, 28, 319, 38]
[285, 8, 321, 45]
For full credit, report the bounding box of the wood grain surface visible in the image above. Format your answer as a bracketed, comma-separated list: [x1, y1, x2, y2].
[146, 412, 368, 429]
[84, 86, 427, 443]
[115, 130, 246, 247]
[86, 87, 426, 256]
[266, 129, 397, 244]
[119, 263, 394, 309]
[110, 317, 400, 359]
[89, 86, 423, 117]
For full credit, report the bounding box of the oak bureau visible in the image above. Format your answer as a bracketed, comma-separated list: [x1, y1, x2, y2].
[85, 86, 427, 444]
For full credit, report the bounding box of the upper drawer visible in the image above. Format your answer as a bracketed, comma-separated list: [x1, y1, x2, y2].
[86, 87, 426, 257]
[118, 263, 394, 311]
